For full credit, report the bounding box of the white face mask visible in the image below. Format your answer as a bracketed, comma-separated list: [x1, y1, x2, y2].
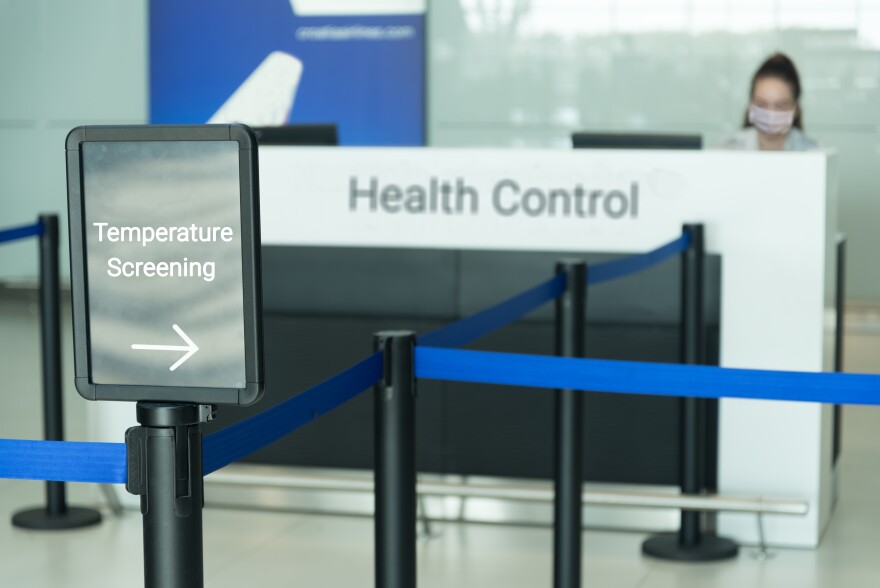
[748, 105, 795, 136]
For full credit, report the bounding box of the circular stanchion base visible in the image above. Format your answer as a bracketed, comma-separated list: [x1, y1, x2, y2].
[642, 533, 739, 562]
[12, 507, 102, 531]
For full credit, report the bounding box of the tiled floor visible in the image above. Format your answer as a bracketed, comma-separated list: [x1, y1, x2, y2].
[2, 291, 880, 587]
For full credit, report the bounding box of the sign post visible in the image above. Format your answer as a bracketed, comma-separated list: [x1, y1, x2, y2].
[66, 124, 263, 588]
[126, 403, 207, 588]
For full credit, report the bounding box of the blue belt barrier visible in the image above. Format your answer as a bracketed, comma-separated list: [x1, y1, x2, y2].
[0, 439, 125, 484]
[419, 233, 689, 349]
[415, 347, 880, 406]
[0, 221, 43, 245]
[419, 275, 566, 349]
[5, 347, 880, 483]
[587, 232, 690, 285]
[203, 352, 383, 474]
[0, 353, 382, 484]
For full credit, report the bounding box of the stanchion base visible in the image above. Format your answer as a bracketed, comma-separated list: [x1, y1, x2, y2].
[642, 533, 738, 562]
[12, 507, 102, 531]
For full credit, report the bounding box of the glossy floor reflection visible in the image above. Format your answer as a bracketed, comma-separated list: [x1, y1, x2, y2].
[2, 291, 880, 587]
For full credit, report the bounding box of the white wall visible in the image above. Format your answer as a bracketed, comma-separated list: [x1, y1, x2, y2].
[0, 0, 148, 282]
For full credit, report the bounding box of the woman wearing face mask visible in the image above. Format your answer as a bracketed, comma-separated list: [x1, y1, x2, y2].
[719, 53, 818, 151]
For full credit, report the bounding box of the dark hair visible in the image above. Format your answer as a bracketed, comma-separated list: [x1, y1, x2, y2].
[743, 52, 803, 129]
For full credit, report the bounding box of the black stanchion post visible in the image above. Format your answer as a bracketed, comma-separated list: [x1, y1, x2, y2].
[642, 224, 738, 561]
[12, 214, 101, 530]
[126, 403, 209, 588]
[553, 260, 586, 588]
[373, 331, 418, 588]
[832, 235, 846, 475]
[680, 222, 706, 551]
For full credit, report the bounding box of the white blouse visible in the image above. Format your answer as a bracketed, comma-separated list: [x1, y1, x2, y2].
[716, 127, 819, 151]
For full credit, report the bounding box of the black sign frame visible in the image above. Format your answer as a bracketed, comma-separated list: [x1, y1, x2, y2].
[66, 124, 263, 406]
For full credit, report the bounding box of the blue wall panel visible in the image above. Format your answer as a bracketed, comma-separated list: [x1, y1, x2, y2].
[150, 0, 425, 145]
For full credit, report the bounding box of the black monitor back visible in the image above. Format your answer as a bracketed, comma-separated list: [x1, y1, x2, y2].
[572, 132, 702, 150]
[253, 124, 339, 146]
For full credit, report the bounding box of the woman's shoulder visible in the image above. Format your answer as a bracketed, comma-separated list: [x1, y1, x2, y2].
[714, 127, 759, 150]
[714, 127, 820, 151]
[785, 128, 820, 151]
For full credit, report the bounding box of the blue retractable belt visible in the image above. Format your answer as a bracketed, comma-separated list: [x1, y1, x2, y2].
[419, 274, 566, 349]
[416, 347, 880, 406]
[587, 232, 690, 285]
[0, 353, 382, 484]
[0, 221, 43, 245]
[0, 440, 125, 484]
[202, 352, 382, 474]
[419, 233, 690, 349]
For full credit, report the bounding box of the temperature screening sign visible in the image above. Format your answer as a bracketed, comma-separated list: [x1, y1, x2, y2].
[67, 125, 264, 406]
[91, 223, 236, 282]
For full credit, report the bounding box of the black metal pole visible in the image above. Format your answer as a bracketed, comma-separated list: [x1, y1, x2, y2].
[374, 331, 417, 588]
[12, 214, 101, 530]
[553, 260, 586, 588]
[835, 235, 846, 374]
[832, 236, 846, 468]
[642, 224, 737, 561]
[679, 223, 706, 549]
[127, 403, 207, 588]
[41, 214, 66, 516]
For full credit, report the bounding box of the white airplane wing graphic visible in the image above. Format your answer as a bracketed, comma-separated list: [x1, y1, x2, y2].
[208, 51, 303, 126]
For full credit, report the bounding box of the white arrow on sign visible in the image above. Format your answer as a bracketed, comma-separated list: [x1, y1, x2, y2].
[131, 324, 200, 372]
